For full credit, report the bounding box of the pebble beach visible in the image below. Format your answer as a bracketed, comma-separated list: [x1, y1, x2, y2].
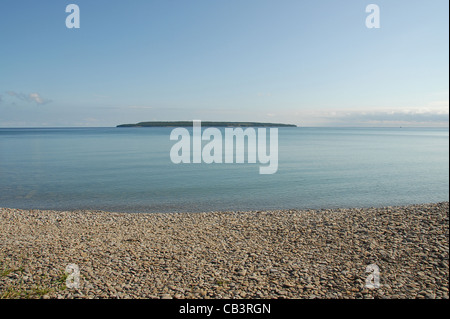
[0, 202, 448, 299]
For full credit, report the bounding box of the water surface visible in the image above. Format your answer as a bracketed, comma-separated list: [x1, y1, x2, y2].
[0, 127, 448, 212]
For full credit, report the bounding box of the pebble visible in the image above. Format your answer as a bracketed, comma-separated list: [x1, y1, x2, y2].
[0, 202, 448, 299]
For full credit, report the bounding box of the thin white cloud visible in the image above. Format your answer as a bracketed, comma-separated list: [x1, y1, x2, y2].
[270, 105, 449, 127]
[28, 93, 45, 104]
[426, 99, 449, 109]
[309, 107, 449, 126]
[6, 91, 51, 105]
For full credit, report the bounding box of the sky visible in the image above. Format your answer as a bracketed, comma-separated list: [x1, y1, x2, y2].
[0, 0, 448, 127]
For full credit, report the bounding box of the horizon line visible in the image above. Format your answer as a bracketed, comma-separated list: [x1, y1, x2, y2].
[1, 125, 448, 129]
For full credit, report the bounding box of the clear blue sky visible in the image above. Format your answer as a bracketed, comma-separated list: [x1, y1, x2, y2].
[0, 0, 448, 127]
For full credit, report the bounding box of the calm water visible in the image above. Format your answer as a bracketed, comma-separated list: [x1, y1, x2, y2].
[0, 127, 448, 213]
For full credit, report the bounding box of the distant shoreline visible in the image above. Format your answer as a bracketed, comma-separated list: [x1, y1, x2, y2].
[117, 121, 297, 128]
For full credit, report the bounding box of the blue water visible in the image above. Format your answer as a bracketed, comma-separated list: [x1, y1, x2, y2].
[0, 127, 448, 213]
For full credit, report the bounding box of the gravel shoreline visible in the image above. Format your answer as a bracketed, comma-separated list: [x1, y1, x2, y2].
[1, 202, 448, 299]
